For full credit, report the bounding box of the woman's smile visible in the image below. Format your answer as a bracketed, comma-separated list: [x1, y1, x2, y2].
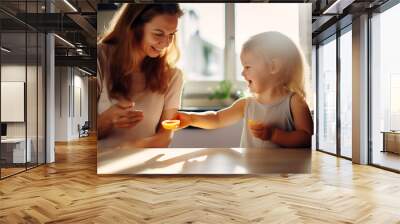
[151, 46, 163, 53]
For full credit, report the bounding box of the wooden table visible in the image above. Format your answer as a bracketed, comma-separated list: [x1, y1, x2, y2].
[1, 138, 31, 164]
[97, 147, 311, 175]
[381, 131, 400, 154]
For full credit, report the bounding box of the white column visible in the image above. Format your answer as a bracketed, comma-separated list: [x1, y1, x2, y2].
[46, 1, 55, 163]
[352, 14, 369, 164]
[311, 45, 317, 150]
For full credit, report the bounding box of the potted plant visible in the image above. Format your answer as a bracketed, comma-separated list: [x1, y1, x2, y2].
[208, 80, 243, 106]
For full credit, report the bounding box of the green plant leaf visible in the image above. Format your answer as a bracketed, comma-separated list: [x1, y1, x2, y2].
[209, 80, 233, 100]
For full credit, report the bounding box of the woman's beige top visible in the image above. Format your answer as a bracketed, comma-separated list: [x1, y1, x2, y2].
[97, 44, 184, 149]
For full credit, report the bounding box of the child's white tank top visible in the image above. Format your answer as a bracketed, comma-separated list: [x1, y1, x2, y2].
[240, 93, 295, 148]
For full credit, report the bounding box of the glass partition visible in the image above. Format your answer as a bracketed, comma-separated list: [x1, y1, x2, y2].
[317, 36, 337, 155]
[1, 31, 28, 177]
[339, 27, 352, 158]
[370, 3, 400, 171]
[0, 0, 46, 179]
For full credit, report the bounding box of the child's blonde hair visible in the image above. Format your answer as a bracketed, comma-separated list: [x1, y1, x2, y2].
[242, 31, 306, 98]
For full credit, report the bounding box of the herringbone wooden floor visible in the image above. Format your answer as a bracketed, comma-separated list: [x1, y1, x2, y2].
[0, 136, 399, 224]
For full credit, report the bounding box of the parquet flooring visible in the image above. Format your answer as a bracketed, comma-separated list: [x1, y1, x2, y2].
[0, 135, 399, 223]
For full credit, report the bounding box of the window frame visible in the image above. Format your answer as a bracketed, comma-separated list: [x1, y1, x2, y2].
[182, 3, 246, 98]
[315, 21, 353, 160]
[369, 0, 400, 173]
[182, 3, 309, 102]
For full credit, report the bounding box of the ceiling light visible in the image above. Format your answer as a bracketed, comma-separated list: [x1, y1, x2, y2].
[78, 67, 93, 76]
[76, 49, 85, 55]
[1, 47, 11, 53]
[54, 34, 75, 48]
[63, 0, 78, 12]
[323, 0, 354, 15]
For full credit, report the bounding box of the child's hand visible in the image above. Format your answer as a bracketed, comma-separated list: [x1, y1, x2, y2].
[175, 112, 193, 129]
[248, 122, 275, 141]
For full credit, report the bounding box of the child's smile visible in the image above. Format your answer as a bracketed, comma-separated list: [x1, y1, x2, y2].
[245, 78, 253, 88]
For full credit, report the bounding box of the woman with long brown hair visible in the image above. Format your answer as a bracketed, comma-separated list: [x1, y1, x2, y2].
[97, 3, 184, 148]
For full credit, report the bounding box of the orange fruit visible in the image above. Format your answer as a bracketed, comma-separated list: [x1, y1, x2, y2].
[162, 120, 180, 130]
[248, 119, 257, 126]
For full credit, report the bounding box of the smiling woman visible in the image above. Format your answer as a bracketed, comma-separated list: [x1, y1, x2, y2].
[96, 4, 184, 149]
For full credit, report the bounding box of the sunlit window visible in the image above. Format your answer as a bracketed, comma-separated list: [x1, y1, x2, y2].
[340, 28, 352, 158]
[371, 2, 400, 171]
[177, 3, 225, 81]
[390, 74, 400, 129]
[318, 37, 337, 154]
[175, 3, 311, 108]
[235, 4, 301, 81]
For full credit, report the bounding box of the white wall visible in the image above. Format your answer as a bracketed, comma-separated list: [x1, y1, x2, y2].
[1, 65, 38, 138]
[77, 75, 89, 123]
[72, 73, 89, 138]
[55, 67, 89, 141]
[55, 66, 69, 141]
[1, 65, 26, 141]
[1, 64, 45, 163]
[1, 64, 26, 81]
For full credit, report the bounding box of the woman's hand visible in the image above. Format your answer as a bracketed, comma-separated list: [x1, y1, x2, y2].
[104, 101, 144, 129]
[248, 122, 275, 141]
[176, 112, 193, 129]
[98, 101, 143, 139]
[121, 108, 180, 148]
